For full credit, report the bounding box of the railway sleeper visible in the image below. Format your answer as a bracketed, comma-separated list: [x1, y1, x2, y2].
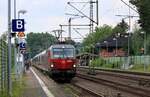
[139, 80, 150, 87]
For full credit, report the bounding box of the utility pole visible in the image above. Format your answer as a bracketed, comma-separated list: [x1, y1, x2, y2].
[8, 0, 12, 95]
[68, 18, 71, 40]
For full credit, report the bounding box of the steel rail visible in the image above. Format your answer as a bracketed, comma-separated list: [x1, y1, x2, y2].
[77, 73, 150, 97]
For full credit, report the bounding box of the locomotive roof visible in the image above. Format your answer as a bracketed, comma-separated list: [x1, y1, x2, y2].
[33, 44, 75, 59]
[50, 44, 75, 49]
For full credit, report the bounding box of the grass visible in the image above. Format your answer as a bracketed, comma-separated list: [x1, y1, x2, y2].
[12, 78, 25, 97]
[130, 64, 150, 72]
[91, 57, 150, 72]
[0, 78, 25, 97]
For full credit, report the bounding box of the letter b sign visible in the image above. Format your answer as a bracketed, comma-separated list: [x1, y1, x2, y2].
[12, 19, 25, 32]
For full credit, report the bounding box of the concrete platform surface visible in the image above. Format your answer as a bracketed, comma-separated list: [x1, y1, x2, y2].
[21, 68, 54, 97]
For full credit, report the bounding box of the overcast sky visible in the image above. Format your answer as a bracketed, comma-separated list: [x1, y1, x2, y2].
[0, 0, 138, 42]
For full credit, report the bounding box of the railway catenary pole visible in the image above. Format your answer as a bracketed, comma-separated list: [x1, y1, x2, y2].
[117, 0, 139, 69]
[8, 0, 12, 95]
[90, 0, 94, 33]
[68, 18, 71, 40]
[60, 25, 63, 41]
[67, 0, 99, 74]
[96, 0, 99, 25]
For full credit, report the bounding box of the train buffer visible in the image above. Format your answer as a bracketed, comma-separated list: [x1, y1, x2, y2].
[21, 67, 55, 97]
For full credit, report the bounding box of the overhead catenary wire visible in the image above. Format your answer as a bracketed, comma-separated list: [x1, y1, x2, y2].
[68, 2, 98, 24]
[73, 28, 85, 38]
[120, 0, 139, 14]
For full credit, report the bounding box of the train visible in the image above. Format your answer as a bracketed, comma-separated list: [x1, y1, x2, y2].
[31, 43, 76, 81]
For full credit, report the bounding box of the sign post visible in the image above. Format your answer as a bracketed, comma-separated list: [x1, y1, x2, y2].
[12, 18, 25, 85]
[19, 42, 26, 54]
[8, 0, 12, 95]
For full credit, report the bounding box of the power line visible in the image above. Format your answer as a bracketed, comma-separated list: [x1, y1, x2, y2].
[120, 0, 139, 14]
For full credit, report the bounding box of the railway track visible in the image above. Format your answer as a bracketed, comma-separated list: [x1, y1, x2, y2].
[71, 80, 104, 97]
[77, 73, 150, 97]
[34, 66, 102, 97]
[76, 67, 150, 97]
[34, 66, 150, 96]
[78, 67, 150, 87]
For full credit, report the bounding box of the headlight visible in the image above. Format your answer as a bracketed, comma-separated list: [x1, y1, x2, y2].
[73, 65, 76, 67]
[50, 64, 54, 68]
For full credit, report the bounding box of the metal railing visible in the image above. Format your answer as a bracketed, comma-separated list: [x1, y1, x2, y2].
[104, 55, 150, 70]
[0, 39, 8, 94]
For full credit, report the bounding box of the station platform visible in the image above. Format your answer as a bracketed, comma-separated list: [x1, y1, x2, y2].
[21, 67, 54, 97]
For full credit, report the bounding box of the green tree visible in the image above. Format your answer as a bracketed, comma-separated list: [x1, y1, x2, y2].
[130, 0, 150, 35]
[130, 29, 143, 55]
[82, 25, 113, 52]
[113, 19, 129, 34]
[130, 0, 150, 54]
[26, 32, 57, 58]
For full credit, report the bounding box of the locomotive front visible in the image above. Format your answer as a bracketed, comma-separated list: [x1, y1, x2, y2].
[48, 44, 76, 80]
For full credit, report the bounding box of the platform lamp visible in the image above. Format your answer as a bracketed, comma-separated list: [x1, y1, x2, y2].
[141, 31, 147, 71]
[16, 9, 27, 78]
[96, 42, 101, 56]
[18, 10, 27, 19]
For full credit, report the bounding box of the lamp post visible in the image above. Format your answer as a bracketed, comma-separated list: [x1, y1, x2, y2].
[141, 31, 147, 71]
[96, 42, 101, 56]
[18, 10, 27, 19]
[113, 38, 117, 56]
[104, 41, 108, 54]
[141, 31, 147, 55]
[17, 10, 27, 77]
[113, 33, 120, 56]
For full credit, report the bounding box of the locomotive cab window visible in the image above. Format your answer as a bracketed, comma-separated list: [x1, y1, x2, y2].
[52, 48, 74, 58]
[53, 48, 64, 58]
[63, 48, 74, 58]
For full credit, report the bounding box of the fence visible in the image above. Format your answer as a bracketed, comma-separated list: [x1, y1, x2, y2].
[0, 39, 8, 95]
[104, 56, 150, 69]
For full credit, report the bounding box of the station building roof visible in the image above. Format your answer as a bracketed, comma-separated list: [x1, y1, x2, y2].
[96, 33, 132, 48]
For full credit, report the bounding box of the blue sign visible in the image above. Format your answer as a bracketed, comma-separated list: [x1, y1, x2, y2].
[19, 42, 26, 49]
[12, 19, 25, 32]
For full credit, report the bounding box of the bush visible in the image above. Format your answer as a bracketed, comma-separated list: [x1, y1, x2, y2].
[91, 58, 122, 69]
[91, 58, 105, 67]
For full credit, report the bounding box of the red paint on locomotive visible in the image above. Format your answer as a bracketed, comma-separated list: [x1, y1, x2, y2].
[50, 58, 76, 70]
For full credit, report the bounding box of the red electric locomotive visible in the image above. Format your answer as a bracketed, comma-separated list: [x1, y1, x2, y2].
[32, 43, 76, 81]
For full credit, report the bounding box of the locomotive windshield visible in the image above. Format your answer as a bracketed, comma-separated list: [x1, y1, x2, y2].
[53, 48, 74, 58]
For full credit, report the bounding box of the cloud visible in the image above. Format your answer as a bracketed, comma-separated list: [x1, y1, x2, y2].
[26, 16, 67, 32]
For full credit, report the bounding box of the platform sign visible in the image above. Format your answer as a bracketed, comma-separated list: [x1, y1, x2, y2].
[19, 42, 26, 49]
[12, 19, 25, 32]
